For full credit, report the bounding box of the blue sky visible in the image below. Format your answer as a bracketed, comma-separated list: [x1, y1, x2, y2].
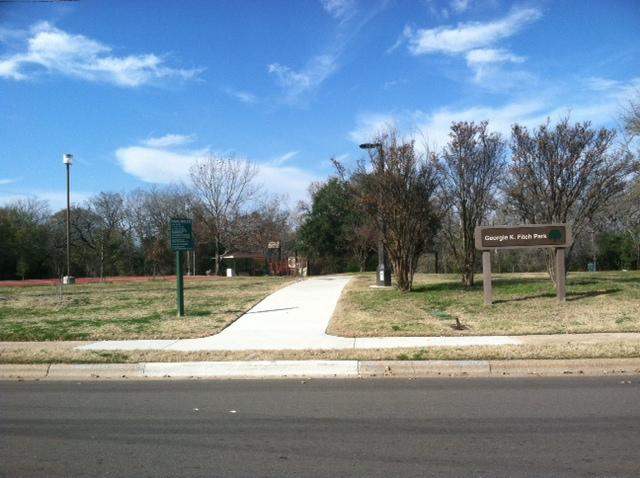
[1, 0, 638, 210]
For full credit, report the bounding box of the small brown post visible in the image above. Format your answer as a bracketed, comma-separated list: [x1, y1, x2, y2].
[482, 251, 492, 305]
[556, 248, 566, 302]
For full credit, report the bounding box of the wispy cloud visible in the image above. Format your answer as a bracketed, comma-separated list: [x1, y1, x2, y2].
[465, 47, 526, 84]
[450, 0, 470, 14]
[0, 22, 202, 87]
[320, 0, 356, 21]
[268, 54, 338, 103]
[399, 8, 541, 88]
[116, 138, 317, 204]
[465, 48, 524, 65]
[405, 8, 541, 55]
[349, 77, 640, 151]
[270, 151, 299, 166]
[0, 178, 18, 185]
[0, 190, 93, 211]
[142, 134, 196, 148]
[224, 87, 258, 104]
[269, 0, 385, 104]
[348, 112, 397, 144]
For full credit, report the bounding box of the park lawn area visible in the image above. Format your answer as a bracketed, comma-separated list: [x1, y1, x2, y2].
[327, 271, 640, 337]
[0, 276, 296, 341]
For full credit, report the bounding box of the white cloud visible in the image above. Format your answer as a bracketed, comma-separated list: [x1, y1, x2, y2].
[349, 78, 640, 151]
[465, 48, 524, 65]
[270, 151, 299, 166]
[465, 48, 526, 85]
[0, 22, 201, 86]
[224, 87, 258, 104]
[268, 54, 338, 102]
[257, 164, 318, 204]
[450, 0, 470, 14]
[142, 134, 195, 148]
[116, 140, 318, 204]
[348, 112, 398, 144]
[320, 0, 356, 20]
[0, 190, 93, 211]
[406, 8, 541, 55]
[0, 178, 17, 185]
[116, 146, 198, 183]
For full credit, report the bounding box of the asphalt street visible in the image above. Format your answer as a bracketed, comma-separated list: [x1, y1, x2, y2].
[1, 377, 639, 477]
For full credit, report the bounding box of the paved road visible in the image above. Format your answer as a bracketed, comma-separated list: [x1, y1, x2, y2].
[1, 377, 639, 477]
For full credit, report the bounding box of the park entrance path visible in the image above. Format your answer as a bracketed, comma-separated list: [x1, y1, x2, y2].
[78, 276, 518, 352]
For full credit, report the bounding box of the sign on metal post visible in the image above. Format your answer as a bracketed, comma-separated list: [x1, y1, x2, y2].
[170, 218, 193, 317]
[171, 218, 193, 251]
[475, 224, 572, 305]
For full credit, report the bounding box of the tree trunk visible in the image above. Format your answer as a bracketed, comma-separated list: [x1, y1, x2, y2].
[214, 236, 220, 275]
[100, 239, 104, 279]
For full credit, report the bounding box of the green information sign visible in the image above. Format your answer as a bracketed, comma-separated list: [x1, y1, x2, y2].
[170, 218, 193, 251]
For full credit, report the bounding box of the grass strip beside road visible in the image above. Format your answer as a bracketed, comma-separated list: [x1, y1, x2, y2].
[1, 342, 640, 364]
[0, 276, 296, 341]
[327, 271, 640, 337]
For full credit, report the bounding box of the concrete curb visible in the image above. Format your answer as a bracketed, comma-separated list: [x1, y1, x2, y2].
[47, 363, 144, 379]
[1, 359, 639, 380]
[143, 360, 359, 379]
[0, 364, 50, 379]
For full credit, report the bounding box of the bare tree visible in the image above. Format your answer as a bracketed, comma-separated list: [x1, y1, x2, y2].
[89, 192, 128, 278]
[435, 121, 506, 287]
[189, 154, 262, 274]
[356, 131, 439, 291]
[126, 186, 192, 275]
[235, 196, 291, 255]
[622, 92, 640, 138]
[608, 179, 640, 269]
[505, 118, 637, 283]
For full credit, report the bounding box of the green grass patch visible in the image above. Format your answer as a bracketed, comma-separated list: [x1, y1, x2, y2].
[328, 271, 640, 337]
[0, 276, 296, 341]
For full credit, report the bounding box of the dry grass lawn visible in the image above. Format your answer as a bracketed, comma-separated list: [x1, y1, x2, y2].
[1, 342, 640, 364]
[0, 276, 296, 341]
[327, 271, 640, 337]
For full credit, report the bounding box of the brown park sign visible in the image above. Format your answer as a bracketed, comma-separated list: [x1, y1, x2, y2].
[475, 223, 572, 305]
[475, 224, 572, 250]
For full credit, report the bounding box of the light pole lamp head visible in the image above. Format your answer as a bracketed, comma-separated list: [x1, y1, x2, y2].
[63, 153, 73, 165]
[359, 143, 382, 150]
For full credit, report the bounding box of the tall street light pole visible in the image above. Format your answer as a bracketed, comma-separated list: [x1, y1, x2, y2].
[359, 142, 391, 287]
[63, 153, 75, 285]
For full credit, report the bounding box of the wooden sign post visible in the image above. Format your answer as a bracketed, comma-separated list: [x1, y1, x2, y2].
[475, 224, 572, 305]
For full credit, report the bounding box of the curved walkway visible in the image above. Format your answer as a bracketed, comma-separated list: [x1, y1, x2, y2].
[78, 276, 519, 352]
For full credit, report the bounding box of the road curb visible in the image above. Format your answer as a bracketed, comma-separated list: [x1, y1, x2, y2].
[46, 364, 144, 379]
[142, 360, 359, 379]
[0, 364, 50, 379]
[1, 358, 640, 380]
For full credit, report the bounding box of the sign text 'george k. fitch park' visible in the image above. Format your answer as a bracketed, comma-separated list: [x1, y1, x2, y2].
[475, 224, 572, 250]
[475, 223, 572, 305]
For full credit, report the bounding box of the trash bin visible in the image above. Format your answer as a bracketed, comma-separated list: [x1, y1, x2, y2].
[226, 268, 236, 277]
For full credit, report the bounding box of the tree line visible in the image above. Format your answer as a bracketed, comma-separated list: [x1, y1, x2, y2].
[298, 112, 639, 291]
[1, 103, 639, 289]
[0, 160, 293, 281]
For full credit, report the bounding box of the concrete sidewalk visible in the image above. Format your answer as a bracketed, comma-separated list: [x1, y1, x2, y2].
[77, 275, 519, 352]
